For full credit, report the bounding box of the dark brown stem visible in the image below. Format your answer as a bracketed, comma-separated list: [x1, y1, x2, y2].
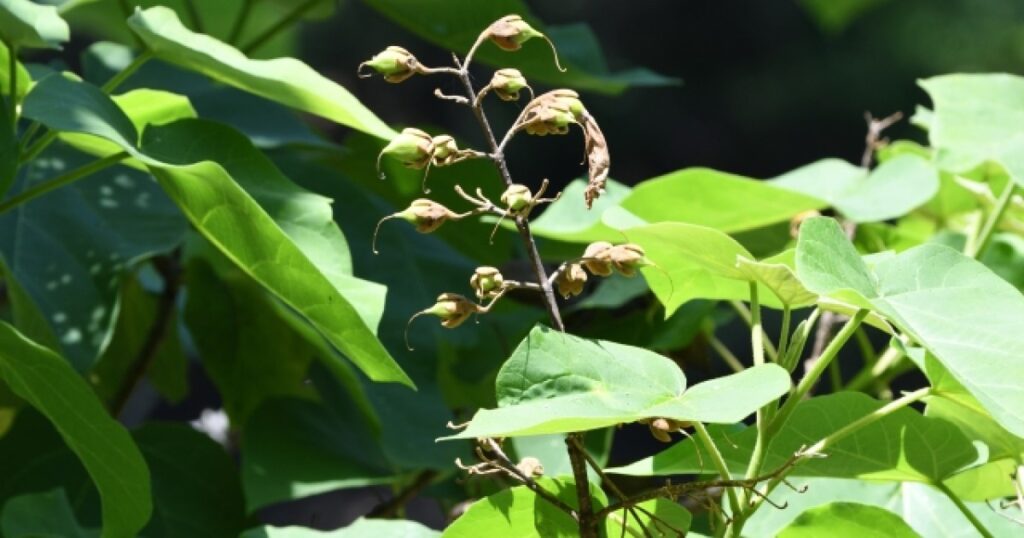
[110, 250, 182, 417]
[479, 438, 577, 516]
[455, 66, 565, 332]
[565, 434, 598, 537]
[366, 470, 438, 518]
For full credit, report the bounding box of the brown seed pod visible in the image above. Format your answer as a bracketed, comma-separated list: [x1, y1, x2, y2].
[581, 241, 614, 276]
[606, 243, 649, 277]
[405, 293, 481, 350]
[373, 199, 461, 254]
[555, 263, 587, 299]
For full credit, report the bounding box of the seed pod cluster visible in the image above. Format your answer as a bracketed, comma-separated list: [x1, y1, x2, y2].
[581, 242, 650, 278]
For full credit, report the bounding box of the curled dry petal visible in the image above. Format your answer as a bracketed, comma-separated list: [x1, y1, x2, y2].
[580, 111, 610, 209]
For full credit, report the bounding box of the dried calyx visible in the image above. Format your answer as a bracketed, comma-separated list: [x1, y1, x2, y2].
[358, 46, 424, 83]
[470, 266, 505, 299]
[405, 293, 482, 349]
[484, 15, 565, 72]
[639, 418, 690, 443]
[515, 457, 545, 477]
[373, 199, 463, 254]
[378, 130, 485, 190]
[517, 90, 610, 208]
[554, 263, 587, 299]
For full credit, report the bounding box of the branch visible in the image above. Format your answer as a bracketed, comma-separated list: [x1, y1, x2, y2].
[457, 438, 577, 516]
[110, 250, 182, 417]
[365, 470, 438, 518]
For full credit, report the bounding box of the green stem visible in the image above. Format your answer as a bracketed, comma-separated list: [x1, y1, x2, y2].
[968, 180, 1018, 259]
[845, 344, 902, 392]
[768, 309, 868, 436]
[6, 42, 16, 124]
[0, 152, 130, 213]
[732, 284, 768, 536]
[707, 332, 744, 373]
[728, 300, 778, 361]
[777, 306, 792, 359]
[693, 422, 740, 525]
[828, 359, 843, 393]
[101, 50, 153, 94]
[935, 481, 994, 538]
[228, 0, 256, 45]
[18, 130, 58, 164]
[241, 0, 320, 55]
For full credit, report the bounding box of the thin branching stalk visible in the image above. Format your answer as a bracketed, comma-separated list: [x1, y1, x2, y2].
[968, 180, 1017, 259]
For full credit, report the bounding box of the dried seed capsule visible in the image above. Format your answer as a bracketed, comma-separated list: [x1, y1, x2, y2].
[515, 456, 545, 477]
[555, 263, 587, 299]
[648, 418, 676, 443]
[400, 199, 458, 233]
[606, 243, 649, 277]
[358, 46, 421, 83]
[520, 89, 584, 136]
[490, 68, 529, 101]
[470, 266, 505, 299]
[501, 184, 534, 213]
[484, 15, 565, 71]
[581, 241, 614, 276]
[430, 135, 459, 164]
[377, 128, 434, 176]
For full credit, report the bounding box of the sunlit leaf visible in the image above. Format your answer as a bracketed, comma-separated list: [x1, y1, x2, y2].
[778, 502, 920, 538]
[0, 0, 69, 49]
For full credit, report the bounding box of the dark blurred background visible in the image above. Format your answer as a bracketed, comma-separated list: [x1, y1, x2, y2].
[311, 0, 1024, 186]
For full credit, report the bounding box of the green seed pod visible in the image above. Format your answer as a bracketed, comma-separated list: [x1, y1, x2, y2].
[470, 266, 505, 299]
[425, 293, 479, 328]
[400, 199, 456, 233]
[490, 68, 529, 101]
[500, 184, 534, 213]
[486, 15, 544, 51]
[378, 128, 433, 175]
[521, 90, 583, 136]
[358, 45, 421, 83]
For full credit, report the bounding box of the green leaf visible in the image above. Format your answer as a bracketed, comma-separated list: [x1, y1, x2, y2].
[362, 0, 676, 95]
[605, 499, 692, 537]
[0, 0, 69, 49]
[770, 156, 940, 223]
[442, 479, 594, 537]
[621, 168, 825, 233]
[21, 74, 410, 387]
[0, 255, 60, 351]
[134, 423, 246, 538]
[127, 7, 395, 140]
[0, 145, 186, 371]
[90, 276, 188, 406]
[920, 73, 1024, 185]
[740, 477, 1023, 538]
[736, 250, 818, 307]
[243, 519, 439, 538]
[0, 321, 151, 538]
[611, 392, 977, 483]
[525, 178, 633, 243]
[797, 216, 1024, 437]
[0, 489, 98, 538]
[778, 502, 921, 538]
[184, 260, 317, 426]
[444, 325, 791, 439]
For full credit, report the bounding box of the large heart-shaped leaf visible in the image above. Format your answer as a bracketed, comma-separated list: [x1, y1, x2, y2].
[0, 145, 186, 371]
[21, 74, 410, 386]
[0, 322, 151, 538]
[127, 7, 394, 140]
[797, 217, 1024, 437]
[770, 156, 940, 223]
[443, 478, 597, 538]
[920, 73, 1024, 185]
[444, 325, 791, 440]
[611, 392, 977, 484]
[0, 0, 69, 49]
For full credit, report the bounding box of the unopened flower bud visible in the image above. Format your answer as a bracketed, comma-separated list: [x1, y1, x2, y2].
[358, 46, 421, 83]
[515, 456, 545, 477]
[606, 243, 650, 277]
[555, 263, 587, 299]
[377, 128, 433, 176]
[423, 293, 479, 328]
[470, 266, 505, 299]
[582, 241, 614, 276]
[490, 68, 529, 101]
[501, 184, 534, 213]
